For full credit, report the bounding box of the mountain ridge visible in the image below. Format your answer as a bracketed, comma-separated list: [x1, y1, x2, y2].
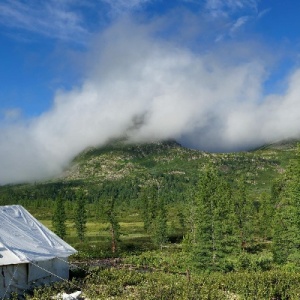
[53, 138, 298, 197]
[1, 139, 298, 204]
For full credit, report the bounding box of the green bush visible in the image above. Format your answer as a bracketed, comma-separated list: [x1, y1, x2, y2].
[236, 252, 273, 272]
[25, 268, 300, 300]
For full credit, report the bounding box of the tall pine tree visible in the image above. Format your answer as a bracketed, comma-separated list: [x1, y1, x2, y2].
[52, 196, 67, 239]
[257, 191, 274, 241]
[140, 181, 168, 249]
[185, 166, 239, 271]
[272, 144, 300, 265]
[99, 197, 120, 254]
[232, 176, 254, 251]
[74, 190, 87, 242]
[152, 188, 168, 249]
[140, 184, 158, 232]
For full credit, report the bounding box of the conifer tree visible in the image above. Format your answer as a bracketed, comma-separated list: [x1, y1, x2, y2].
[100, 197, 120, 253]
[272, 144, 300, 265]
[140, 184, 158, 232]
[152, 193, 168, 249]
[186, 166, 239, 271]
[140, 181, 168, 248]
[232, 176, 254, 251]
[74, 190, 87, 242]
[183, 186, 198, 246]
[108, 200, 120, 254]
[52, 196, 67, 239]
[272, 200, 300, 264]
[257, 192, 274, 241]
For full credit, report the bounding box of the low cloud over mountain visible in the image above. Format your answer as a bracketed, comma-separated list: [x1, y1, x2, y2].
[1, 16, 300, 184]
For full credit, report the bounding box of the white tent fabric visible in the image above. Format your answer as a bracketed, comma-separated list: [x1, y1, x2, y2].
[0, 205, 76, 265]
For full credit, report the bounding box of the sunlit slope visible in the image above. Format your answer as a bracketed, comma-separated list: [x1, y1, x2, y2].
[0, 139, 297, 208]
[59, 139, 298, 197]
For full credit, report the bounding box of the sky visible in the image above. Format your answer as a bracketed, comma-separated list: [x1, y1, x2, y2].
[1, 0, 300, 184]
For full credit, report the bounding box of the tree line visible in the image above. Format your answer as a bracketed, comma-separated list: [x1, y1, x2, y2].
[1, 145, 300, 271]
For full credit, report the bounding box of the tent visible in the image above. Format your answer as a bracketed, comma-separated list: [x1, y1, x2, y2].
[0, 205, 76, 298]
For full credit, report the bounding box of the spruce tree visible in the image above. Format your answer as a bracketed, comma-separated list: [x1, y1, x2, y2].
[100, 197, 120, 254]
[152, 195, 168, 249]
[74, 190, 87, 242]
[257, 192, 274, 241]
[272, 144, 300, 265]
[186, 166, 239, 271]
[140, 184, 158, 232]
[232, 176, 254, 251]
[108, 201, 120, 254]
[140, 181, 168, 249]
[52, 196, 67, 239]
[272, 200, 300, 264]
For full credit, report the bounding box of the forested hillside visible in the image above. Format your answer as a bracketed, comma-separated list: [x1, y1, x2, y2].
[1, 139, 295, 206]
[2, 139, 300, 299]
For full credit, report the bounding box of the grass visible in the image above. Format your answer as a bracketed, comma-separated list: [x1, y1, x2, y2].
[42, 219, 143, 233]
[40, 218, 152, 255]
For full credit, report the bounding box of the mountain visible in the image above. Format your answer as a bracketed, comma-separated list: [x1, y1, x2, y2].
[56, 138, 298, 198]
[0, 139, 298, 208]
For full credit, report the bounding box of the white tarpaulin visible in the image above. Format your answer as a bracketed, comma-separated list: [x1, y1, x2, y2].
[0, 205, 76, 264]
[0, 205, 77, 298]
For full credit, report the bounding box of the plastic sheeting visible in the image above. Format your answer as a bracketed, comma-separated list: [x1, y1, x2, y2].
[0, 205, 76, 265]
[0, 257, 70, 298]
[0, 264, 28, 297]
[53, 291, 82, 299]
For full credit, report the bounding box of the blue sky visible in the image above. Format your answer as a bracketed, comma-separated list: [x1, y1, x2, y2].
[1, 0, 299, 118]
[1, 0, 300, 184]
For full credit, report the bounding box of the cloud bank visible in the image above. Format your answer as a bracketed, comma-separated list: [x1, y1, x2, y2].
[1, 17, 300, 184]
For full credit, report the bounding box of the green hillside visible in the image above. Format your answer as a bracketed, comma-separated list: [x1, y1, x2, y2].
[0, 139, 297, 212]
[2, 139, 300, 299]
[56, 138, 297, 198]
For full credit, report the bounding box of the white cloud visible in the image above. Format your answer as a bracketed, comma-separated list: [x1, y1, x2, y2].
[0, 0, 263, 45]
[204, 0, 259, 38]
[205, 0, 258, 16]
[229, 16, 250, 35]
[1, 18, 300, 184]
[0, 0, 88, 42]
